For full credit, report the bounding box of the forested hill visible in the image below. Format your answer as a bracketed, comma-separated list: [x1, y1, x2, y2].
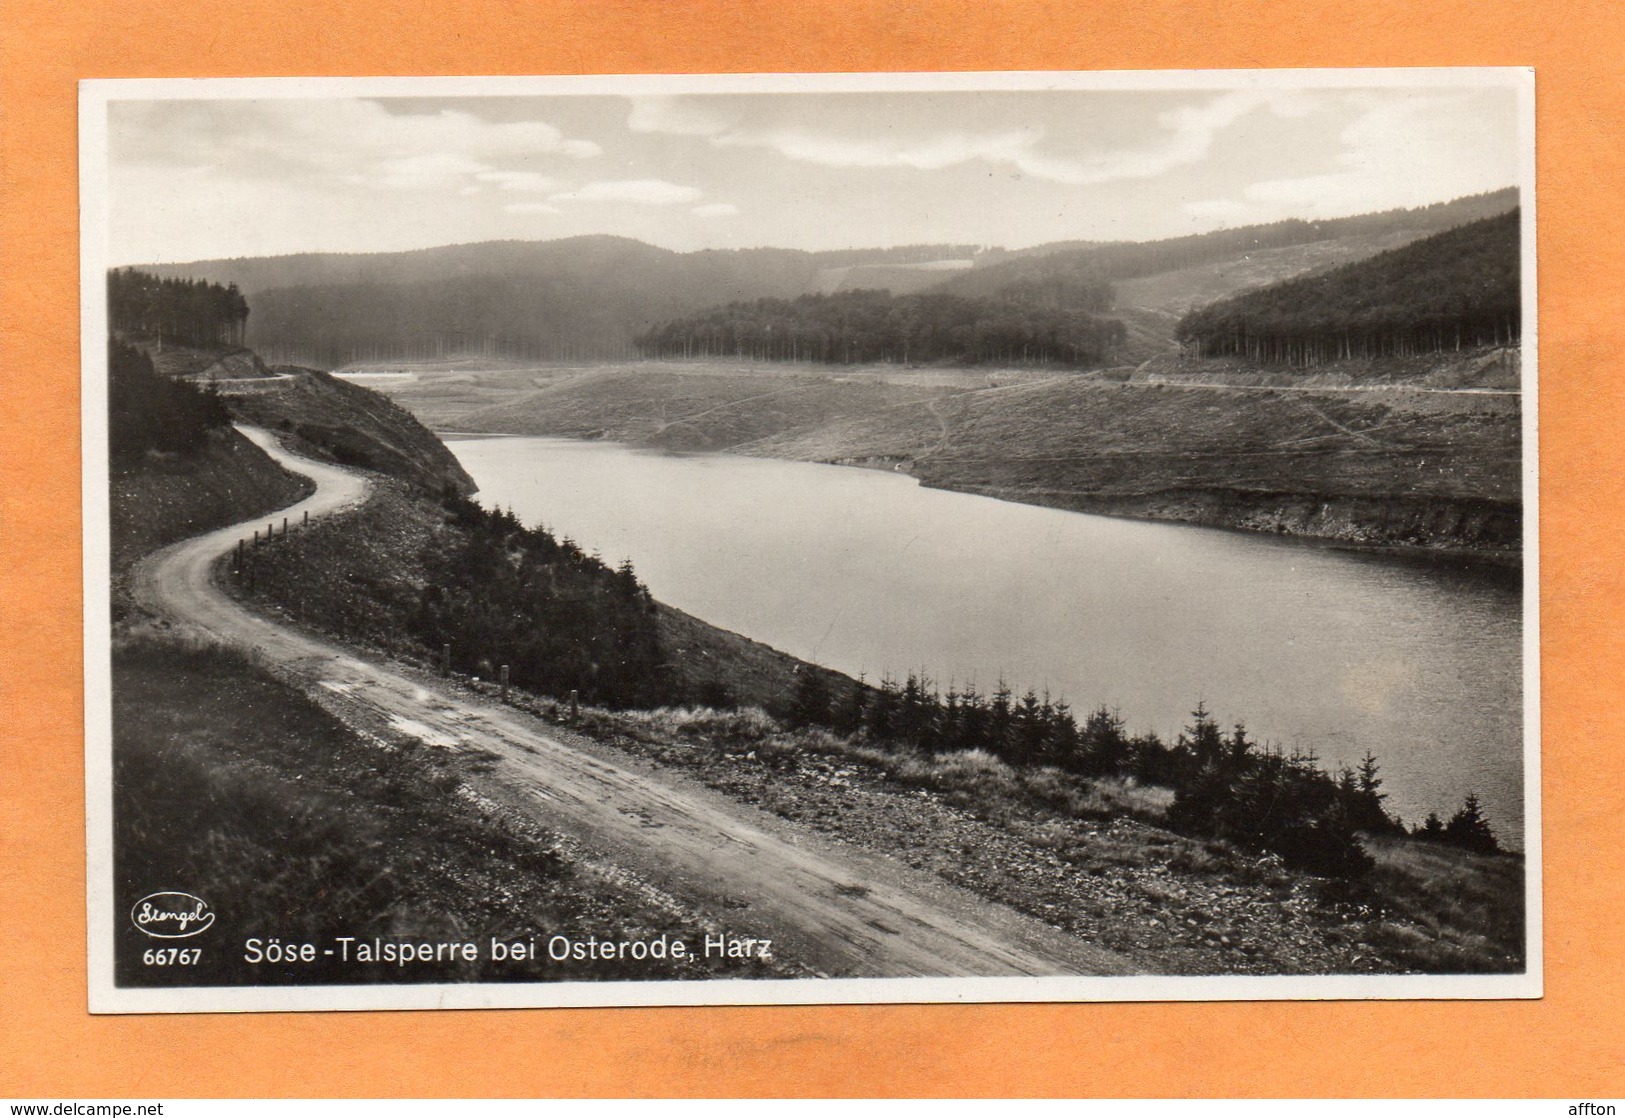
[141, 238, 980, 296]
[940, 188, 1519, 300]
[131, 189, 1517, 369]
[1174, 210, 1521, 366]
[634, 285, 1126, 367]
[138, 239, 982, 366]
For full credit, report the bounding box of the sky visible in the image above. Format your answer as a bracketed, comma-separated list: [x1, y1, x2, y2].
[102, 78, 1524, 265]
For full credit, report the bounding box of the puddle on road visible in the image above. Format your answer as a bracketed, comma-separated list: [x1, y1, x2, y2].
[386, 714, 461, 748]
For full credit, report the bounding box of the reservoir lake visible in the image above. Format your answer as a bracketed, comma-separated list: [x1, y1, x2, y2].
[446, 435, 1526, 846]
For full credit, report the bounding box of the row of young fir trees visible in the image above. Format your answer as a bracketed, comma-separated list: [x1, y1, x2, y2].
[786, 667, 1500, 877]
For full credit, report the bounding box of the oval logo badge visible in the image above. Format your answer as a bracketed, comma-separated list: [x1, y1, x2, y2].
[130, 892, 215, 938]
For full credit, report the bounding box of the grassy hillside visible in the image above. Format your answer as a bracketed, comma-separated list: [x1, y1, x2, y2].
[228, 366, 476, 496]
[112, 632, 798, 986]
[945, 189, 1518, 300]
[443, 363, 951, 450]
[107, 339, 312, 586]
[1113, 230, 1418, 316]
[814, 258, 975, 295]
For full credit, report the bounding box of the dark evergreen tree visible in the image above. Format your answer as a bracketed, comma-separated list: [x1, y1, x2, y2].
[789, 667, 832, 729]
[1078, 705, 1131, 776]
[1348, 751, 1400, 833]
[1443, 792, 1500, 855]
[1415, 812, 1447, 840]
[1181, 703, 1228, 773]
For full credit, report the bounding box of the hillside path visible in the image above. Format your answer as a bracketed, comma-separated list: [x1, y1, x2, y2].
[129, 426, 1134, 980]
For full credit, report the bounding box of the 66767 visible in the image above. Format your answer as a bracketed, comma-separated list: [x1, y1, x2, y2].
[142, 947, 201, 966]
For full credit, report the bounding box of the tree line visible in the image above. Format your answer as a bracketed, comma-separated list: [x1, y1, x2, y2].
[108, 267, 251, 349]
[1410, 793, 1502, 856]
[107, 339, 230, 467]
[410, 499, 672, 709]
[1173, 211, 1521, 366]
[635, 287, 1126, 368]
[787, 668, 1500, 876]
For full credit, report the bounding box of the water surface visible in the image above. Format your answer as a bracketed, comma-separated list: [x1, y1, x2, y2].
[447, 435, 1525, 845]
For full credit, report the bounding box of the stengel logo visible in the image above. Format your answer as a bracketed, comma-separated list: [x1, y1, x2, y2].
[130, 892, 215, 938]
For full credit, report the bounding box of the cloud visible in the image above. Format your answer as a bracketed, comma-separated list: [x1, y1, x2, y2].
[625, 91, 1295, 187]
[475, 170, 558, 192]
[111, 98, 601, 196]
[627, 95, 728, 137]
[556, 138, 605, 159]
[1179, 198, 1253, 224]
[503, 202, 562, 214]
[549, 179, 704, 205]
[1180, 91, 1518, 228]
[692, 202, 738, 217]
[360, 152, 489, 190]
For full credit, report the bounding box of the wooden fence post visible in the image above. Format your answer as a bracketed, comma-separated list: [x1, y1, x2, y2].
[441, 644, 451, 677]
[500, 665, 509, 701]
[569, 689, 579, 722]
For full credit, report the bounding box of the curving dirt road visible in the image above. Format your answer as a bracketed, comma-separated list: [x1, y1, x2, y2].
[129, 427, 1135, 979]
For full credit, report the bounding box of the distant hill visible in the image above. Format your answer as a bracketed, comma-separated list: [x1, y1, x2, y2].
[141, 238, 982, 367]
[939, 189, 1520, 361]
[813, 259, 975, 296]
[1175, 210, 1521, 365]
[941, 189, 1519, 298]
[135, 190, 1517, 369]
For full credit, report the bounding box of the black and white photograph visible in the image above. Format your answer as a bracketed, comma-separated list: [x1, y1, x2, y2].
[82, 69, 1538, 1012]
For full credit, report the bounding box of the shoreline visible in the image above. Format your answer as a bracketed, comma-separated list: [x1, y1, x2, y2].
[439, 427, 1523, 576]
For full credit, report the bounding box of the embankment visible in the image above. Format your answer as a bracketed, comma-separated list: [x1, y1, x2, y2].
[978, 488, 1520, 559]
[110, 425, 313, 579]
[231, 365, 476, 496]
[380, 356, 1521, 560]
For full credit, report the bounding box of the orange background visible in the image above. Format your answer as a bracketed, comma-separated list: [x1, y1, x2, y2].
[1, 0, 1619, 1098]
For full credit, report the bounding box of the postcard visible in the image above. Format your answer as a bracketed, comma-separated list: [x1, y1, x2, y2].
[81, 68, 1538, 1012]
